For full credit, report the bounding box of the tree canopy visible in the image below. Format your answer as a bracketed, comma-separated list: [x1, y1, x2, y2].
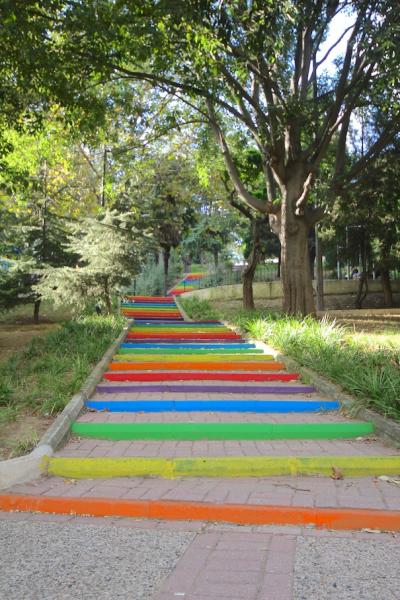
[1, 1, 399, 315]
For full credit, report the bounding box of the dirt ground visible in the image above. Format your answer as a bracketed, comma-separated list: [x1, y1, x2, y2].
[0, 413, 54, 460]
[0, 322, 60, 363]
[0, 312, 62, 460]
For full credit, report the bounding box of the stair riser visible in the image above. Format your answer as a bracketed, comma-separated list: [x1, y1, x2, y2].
[85, 400, 340, 412]
[108, 362, 285, 371]
[96, 384, 314, 393]
[71, 422, 374, 440]
[103, 372, 299, 382]
[44, 456, 400, 478]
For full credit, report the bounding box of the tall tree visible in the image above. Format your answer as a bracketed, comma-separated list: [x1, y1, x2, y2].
[0, 122, 99, 321]
[58, 0, 400, 314]
[37, 211, 143, 313]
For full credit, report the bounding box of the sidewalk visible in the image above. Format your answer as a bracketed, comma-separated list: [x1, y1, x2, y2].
[0, 511, 398, 600]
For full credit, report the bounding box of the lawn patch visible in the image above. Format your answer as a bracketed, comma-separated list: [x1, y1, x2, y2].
[0, 315, 124, 456]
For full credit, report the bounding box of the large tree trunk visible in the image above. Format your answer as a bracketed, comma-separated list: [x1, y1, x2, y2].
[242, 220, 261, 310]
[280, 177, 315, 315]
[381, 268, 393, 308]
[33, 299, 41, 324]
[104, 277, 112, 314]
[163, 247, 170, 296]
[242, 254, 258, 310]
[355, 272, 368, 309]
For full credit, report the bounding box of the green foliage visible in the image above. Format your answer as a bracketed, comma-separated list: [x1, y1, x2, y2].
[182, 298, 400, 419]
[179, 296, 218, 321]
[232, 311, 400, 421]
[0, 260, 35, 310]
[0, 2, 106, 156]
[0, 122, 101, 316]
[0, 314, 124, 425]
[36, 211, 143, 313]
[134, 252, 183, 296]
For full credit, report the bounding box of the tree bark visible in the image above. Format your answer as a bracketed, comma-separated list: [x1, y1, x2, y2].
[355, 272, 368, 309]
[104, 277, 112, 314]
[280, 175, 316, 315]
[33, 299, 41, 324]
[242, 220, 262, 310]
[380, 268, 393, 308]
[163, 246, 170, 296]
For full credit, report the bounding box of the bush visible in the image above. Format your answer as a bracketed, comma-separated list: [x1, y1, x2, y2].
[134, 252, 183, 296]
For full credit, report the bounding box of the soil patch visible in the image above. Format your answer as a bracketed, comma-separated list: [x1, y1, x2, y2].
[0, 323, 59, 363]
[0, 412, 55, 460]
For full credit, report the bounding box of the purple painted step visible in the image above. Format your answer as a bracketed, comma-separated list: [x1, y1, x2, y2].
[96, 383, 315, 394]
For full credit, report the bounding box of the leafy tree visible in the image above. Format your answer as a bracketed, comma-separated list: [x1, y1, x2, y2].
[0, 1, 107, 164]
[57, 0, 400, 314]
[0, 259, 35, 311]
[181, 202, 237, 269]
[37, 211, 143, 314]
[119, 152, 200, 294]
[0, 122, 100, 320]
[329, 147, 400, 306]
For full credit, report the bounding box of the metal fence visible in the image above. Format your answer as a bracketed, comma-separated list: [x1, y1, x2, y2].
[175, 264, 400, 293]
[179, 264, 279, 292]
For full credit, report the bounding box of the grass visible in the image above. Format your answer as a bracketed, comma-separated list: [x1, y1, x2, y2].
[0, 315, 125, 427]
[0, 300, 72, 324]
[180, 296, 219, 321]
[182, 299, 400, 421]
[8, 433, 39, 458]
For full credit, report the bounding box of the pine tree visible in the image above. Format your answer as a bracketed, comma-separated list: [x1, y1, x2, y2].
[37, 211, 143, 313]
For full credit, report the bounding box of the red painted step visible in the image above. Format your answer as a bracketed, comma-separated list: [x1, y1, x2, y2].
[123, 296, 176, 302]
[103, 372, 299, 382]
[122, 312, 182, 318]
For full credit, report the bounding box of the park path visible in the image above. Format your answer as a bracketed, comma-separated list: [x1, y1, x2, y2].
[1, 292, 399, 599]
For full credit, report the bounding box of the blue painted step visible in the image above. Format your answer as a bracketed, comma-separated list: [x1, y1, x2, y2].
[85, 400, 339, 413]
[120, 343, 257, 349]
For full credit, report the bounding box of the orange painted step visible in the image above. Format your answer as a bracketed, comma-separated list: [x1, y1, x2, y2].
[1, 494, 399, 531]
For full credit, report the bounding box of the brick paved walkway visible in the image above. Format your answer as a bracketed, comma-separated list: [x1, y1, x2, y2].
[9, 474, 400, 510]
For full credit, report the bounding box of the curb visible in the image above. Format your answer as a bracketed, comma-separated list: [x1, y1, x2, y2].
[173, 295, 193, 322]
[223, 318, 400, 446]
[167, 275, 187, 296]
[276, 354, 400, 446]
[1, 494, 399, 531]
[0, 321, 130, 491]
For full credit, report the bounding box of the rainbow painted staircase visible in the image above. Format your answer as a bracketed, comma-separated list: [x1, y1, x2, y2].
[168, 272, 206, 295]
[2, 294, 400, 530]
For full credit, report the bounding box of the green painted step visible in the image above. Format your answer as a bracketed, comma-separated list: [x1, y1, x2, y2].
[71, 421, 374, 441]
[117, 347, 264, 355]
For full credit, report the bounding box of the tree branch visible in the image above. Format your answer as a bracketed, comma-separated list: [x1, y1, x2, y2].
[345, 122, 400, 182]
[230, 197, 253, 220]
[206, 99, 273, 214]
[111, 64, 253, 130]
